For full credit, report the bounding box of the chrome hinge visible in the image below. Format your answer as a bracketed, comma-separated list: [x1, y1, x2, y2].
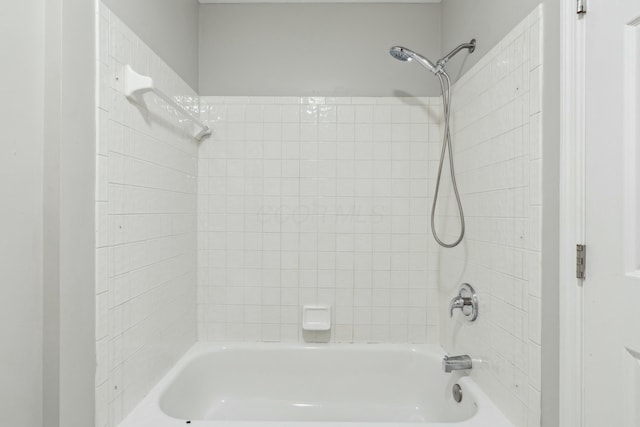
[576, 244, 586, 279]
[577, 0, 587, 14]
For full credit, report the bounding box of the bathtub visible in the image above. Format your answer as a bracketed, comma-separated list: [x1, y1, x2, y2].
[119, 343, 513, 427]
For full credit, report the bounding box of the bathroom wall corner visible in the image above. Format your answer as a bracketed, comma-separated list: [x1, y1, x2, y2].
[43, 0, 97, 426]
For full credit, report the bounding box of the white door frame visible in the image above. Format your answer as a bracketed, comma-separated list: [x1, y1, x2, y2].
[559, 1, 586, 426]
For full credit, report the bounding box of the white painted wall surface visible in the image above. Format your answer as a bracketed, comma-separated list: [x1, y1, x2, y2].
[95, 6, 199, 426]
[540, 1, 560, 425]
[199, 4, 442, 96]
[56, 0, 98, 425]
[41, 0, 98, 425]
[102, 0, 200, 91]
[441, 0, 541, 81]
[0, 1, 44, 426]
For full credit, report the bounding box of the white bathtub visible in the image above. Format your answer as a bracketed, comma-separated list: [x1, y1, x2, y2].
[119, 343, 512, 427]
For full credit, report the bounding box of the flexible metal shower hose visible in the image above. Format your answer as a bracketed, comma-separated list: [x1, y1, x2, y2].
[430, 71, 465, 248]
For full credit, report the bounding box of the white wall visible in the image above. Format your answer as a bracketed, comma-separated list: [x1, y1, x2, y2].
[58, 0, 98, 424]
[0, 1, 44, 425]
[199, 4, 442, 97]
[102, 0, 199, 91]
[441, 0, 541, 81]
[198, 96, 442, 343]
[540, 0, 560, 425]
[41, 0, 98, 426]
[437, 7, 543, 426]
[1, 1, 97, 426]
[95, 6, 199, 426]
[97, 0, 546, 97]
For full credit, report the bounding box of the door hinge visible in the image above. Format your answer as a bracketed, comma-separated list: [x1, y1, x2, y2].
[577, 0, 587, 14]
[576, 244, 586, 279]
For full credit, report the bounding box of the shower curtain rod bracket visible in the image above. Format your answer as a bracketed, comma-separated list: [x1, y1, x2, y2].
[124, 65, 211, 141]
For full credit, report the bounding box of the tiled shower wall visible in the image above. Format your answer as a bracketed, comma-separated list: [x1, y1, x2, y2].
[95, 4, 198, 427]
[93, 2, 544, 426]
[197, 96, 443, 343]
[437, 6, 543, 427]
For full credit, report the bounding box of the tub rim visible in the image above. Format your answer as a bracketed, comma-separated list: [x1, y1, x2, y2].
[117, 342, 514, 427]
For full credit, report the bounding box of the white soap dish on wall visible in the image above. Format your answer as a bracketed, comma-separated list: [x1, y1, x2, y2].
[302, 305, 331, 331]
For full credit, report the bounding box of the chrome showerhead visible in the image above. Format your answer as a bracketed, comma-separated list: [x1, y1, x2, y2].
[389, 39, 477, 249]
[390, 40, 476, 75]
[389, 46, 412, 62]
[389, 46, 439, 74]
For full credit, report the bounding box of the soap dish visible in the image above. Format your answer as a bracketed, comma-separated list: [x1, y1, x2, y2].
[302, 305, 331, 331]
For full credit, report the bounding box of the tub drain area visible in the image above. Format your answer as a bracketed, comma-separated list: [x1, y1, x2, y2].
[452, 384, 463, 403]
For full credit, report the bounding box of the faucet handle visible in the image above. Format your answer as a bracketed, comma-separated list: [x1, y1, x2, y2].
[450, 283, 479, 322]
[449, 296, 466, 318]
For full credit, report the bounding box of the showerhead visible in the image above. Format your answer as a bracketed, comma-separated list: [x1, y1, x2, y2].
[389, 40, 476, 249]
[389, 46, 412, 62]
[389, 46, 439, 74]
[390, 40, 476, 76]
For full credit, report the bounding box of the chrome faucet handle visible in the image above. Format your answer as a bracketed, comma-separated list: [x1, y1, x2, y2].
[449, 296, 470, 317]
[449, 283, 479, 321]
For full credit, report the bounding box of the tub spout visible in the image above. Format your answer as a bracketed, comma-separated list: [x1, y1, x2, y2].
[442, 355, 472, 373]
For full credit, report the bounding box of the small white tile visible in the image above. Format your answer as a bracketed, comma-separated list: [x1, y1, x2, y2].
[392, 106, 411, 124]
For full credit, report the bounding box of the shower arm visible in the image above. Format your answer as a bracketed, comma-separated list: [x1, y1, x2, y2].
[437, 39, 476, 68]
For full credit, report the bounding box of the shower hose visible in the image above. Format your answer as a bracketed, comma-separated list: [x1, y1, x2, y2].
[431, 71, 465, 248]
